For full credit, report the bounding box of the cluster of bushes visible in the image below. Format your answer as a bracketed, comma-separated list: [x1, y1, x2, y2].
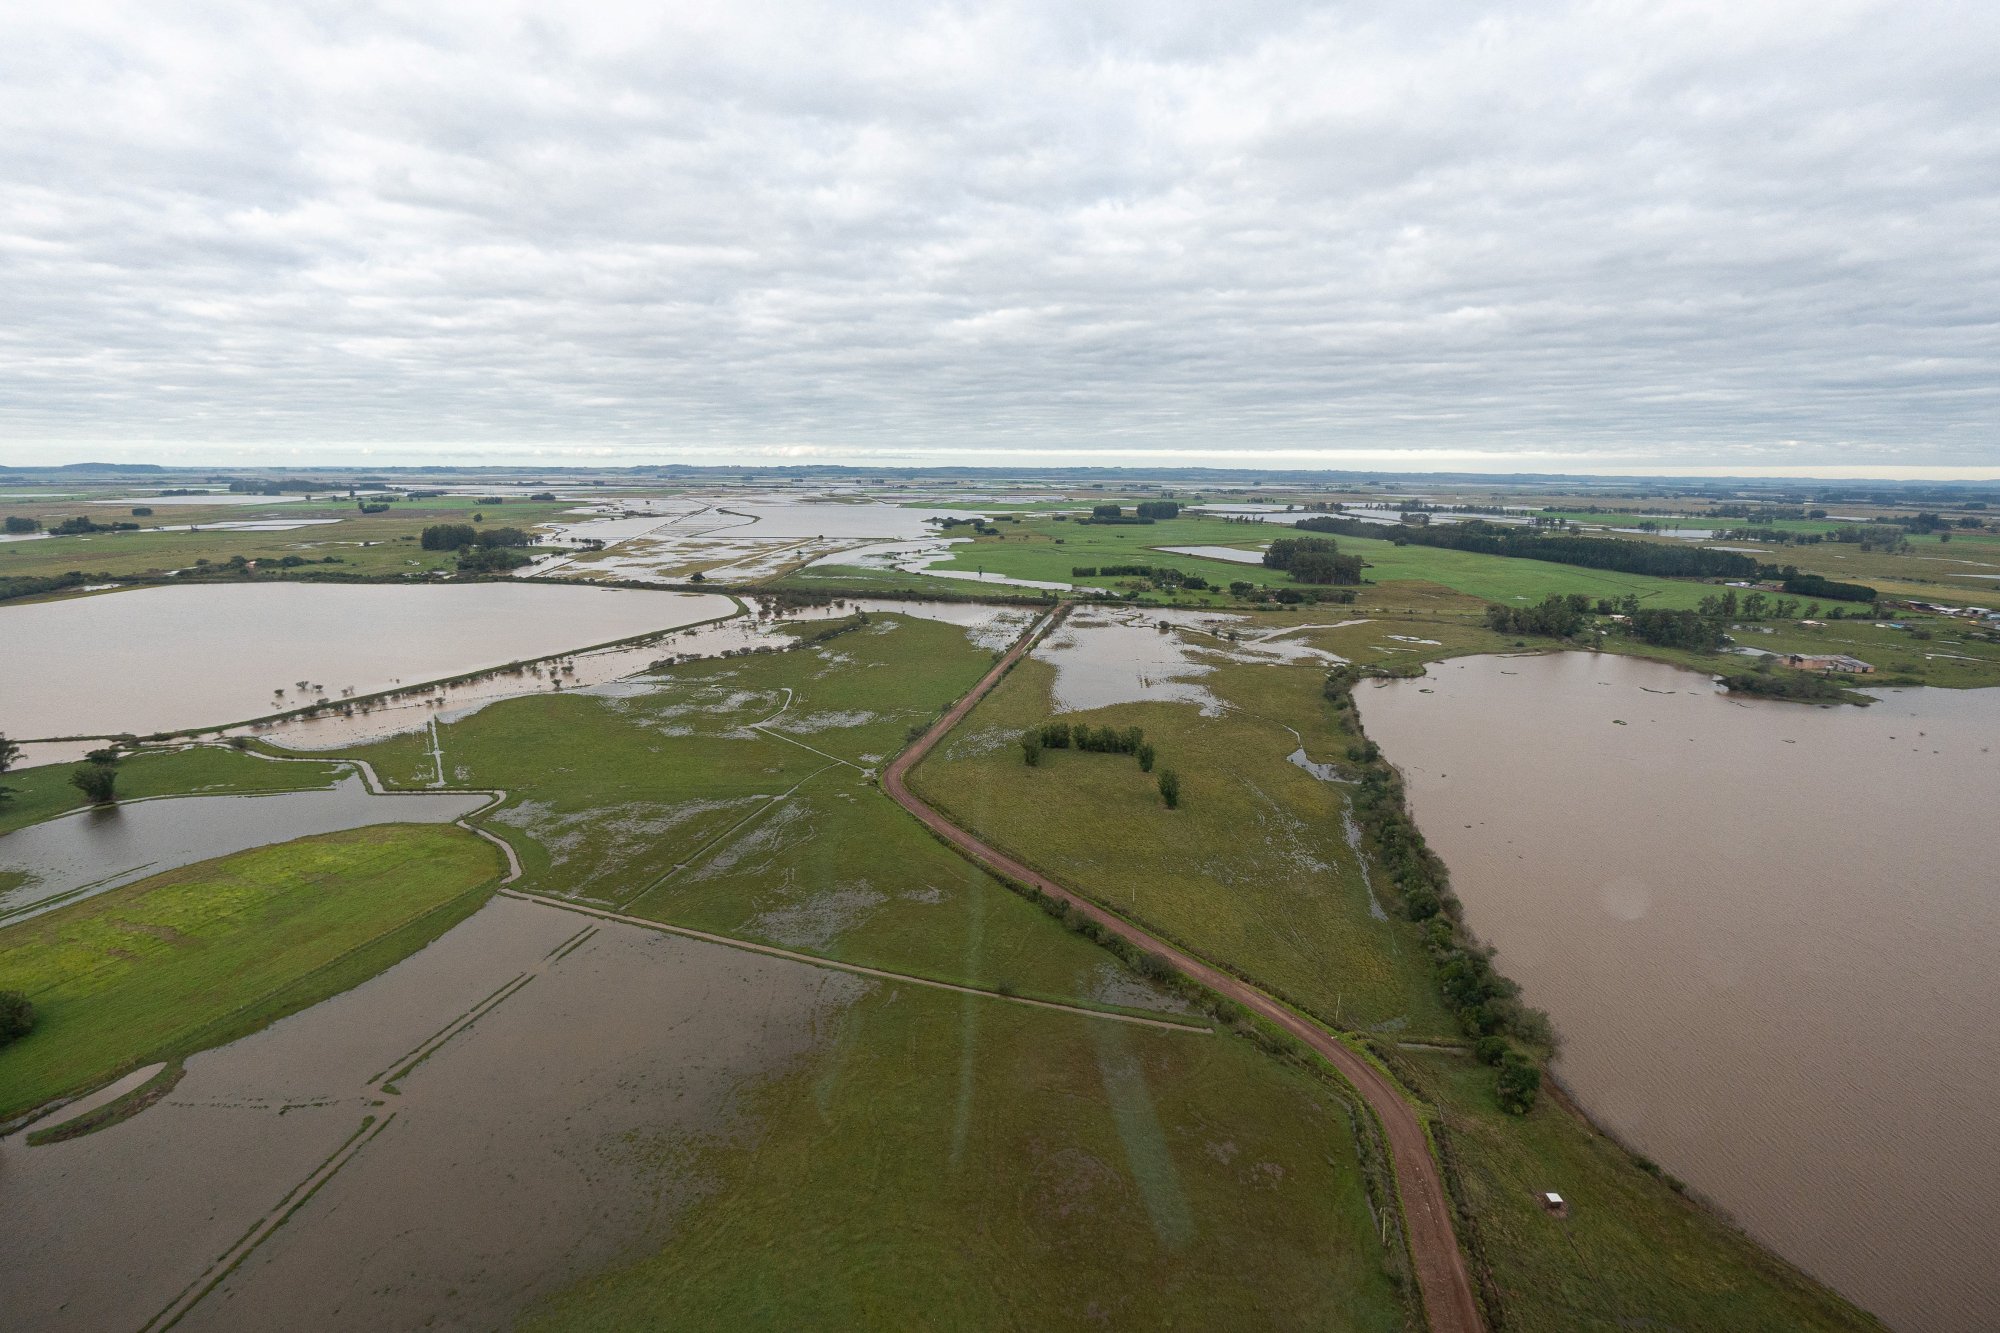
[457, 546, 533, 573]
[0, 990, 34, 1047]
[1262, 537, 1362, 585]
[1328, 667, 1547, 1113]
[1718, 669, 1849, 701]
[357, 501, 391, 514]
[1134, 501, 1180, 519]
[1, 571, 90, 603]
[3, 514, 40, 534]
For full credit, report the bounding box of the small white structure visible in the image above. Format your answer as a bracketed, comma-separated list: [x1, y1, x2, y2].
[1540, 1191, 1569, 1218]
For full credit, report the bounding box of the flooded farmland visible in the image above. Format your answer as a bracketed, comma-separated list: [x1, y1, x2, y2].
[0, 773, 485, 921]
[0, 894, 865, 1332]
[1360, 652, 2000, 1332]
[0, 583, 734, 740]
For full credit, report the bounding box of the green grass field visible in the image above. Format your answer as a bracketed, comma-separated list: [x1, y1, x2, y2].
[524, 983, 1408, 1332]
[909, 643, 1458, 1036]
[0, 493, 579, 585]
[0, 745, 348, 837]
[0, 823, 503, 1120]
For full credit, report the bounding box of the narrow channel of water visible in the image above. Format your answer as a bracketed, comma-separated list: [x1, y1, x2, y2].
[0, 775, 486, 922]
[1359, 652, 2000, 1332]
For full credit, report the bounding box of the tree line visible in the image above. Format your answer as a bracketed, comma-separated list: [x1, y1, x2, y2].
[1020, 721, 1179, 806]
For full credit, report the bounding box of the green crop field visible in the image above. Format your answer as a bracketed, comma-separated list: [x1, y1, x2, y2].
[0, 823, 502, 1120]
[524, 982, 1408, 1332]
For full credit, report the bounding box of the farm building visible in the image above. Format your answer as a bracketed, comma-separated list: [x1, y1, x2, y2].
[1780, 653, 1875, 674]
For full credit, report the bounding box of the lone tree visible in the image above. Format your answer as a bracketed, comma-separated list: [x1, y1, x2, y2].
[1496, 1052, 1542, 1114]
[0, 732, 18, 803]
[70, 762, 118, 805]
[0, 989, 34, 1045]
[1157, 767, 1182, 809]
[1020, 732, 1043, 766]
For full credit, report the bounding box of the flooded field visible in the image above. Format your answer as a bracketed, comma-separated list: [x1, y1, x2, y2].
[228, 597, 1035, 751]
[1360, 653, 2000, 1332]
[0, 774, 485, 922]
[0, 894, 865, 1332]
[1030, 607, 1348, 714]
[0, 583, 733, 740]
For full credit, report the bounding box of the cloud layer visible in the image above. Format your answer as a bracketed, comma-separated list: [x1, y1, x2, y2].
[2, 0, 1996, 471]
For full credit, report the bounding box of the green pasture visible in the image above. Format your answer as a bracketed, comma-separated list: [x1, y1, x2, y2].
[525, 983, 1406, 1332]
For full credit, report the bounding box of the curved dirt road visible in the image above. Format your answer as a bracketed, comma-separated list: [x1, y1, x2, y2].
[883, 605, 1485, 1333]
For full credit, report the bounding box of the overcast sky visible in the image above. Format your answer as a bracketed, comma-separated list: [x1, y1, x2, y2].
[1, 1, 1995, 475]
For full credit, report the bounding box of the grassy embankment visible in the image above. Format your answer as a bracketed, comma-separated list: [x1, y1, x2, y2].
[906, 607, 1881, 1331]
[341, 613, 1178, 1011]
[524, 982, 1406, 1332]
[0, 745, 348, 837]
[0, 824, 503, 1122]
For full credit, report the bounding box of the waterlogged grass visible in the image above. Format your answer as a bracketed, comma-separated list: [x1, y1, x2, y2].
[910, 643, 1455, 1036]
[0, 745, 348, 837]
[343, 614, 1152, 1008]
[0, 823, 502, 1120]
[1399, 1050, 1881, 1332]
[524, 984, 1406, 1332]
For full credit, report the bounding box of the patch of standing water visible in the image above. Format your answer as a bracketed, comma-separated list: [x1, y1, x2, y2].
[0, 895, 866, 1333]
[0, 583, 735, 742]
[1154, 545, 1267, 564]
[0, 774, 485, 923]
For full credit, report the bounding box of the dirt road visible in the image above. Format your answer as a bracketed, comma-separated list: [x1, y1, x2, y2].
[882, 604, 1485, 1333]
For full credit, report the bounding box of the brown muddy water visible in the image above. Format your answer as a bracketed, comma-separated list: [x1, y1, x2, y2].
[0, 894, 865, 1332]
[1359, 652, 2000, 1332]
[0, 774, 484, 921]
[0, 582, 734, 741]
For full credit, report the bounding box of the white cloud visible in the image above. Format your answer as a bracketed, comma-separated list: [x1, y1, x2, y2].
[0, 0, 1995, 472]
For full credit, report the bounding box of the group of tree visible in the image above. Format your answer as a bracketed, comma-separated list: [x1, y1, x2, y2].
[69, 746, 120, 805]
[1779, 570, 1876, 603]
[1134, 501, 1179, 519]
[1082, 504, 1155, 525]
[1020, 721, 1178, 806]
[3, 514, 38, 534]
[420, 524, 532, 552]
[1484, 594, 1590, 638]
[1717, 667, 1848, 702]
[1070, 564, 1156, 578]
[1262, 536, 1363, 585]
[49, 516, 138, 536]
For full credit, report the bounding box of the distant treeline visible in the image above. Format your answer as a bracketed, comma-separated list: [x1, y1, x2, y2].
[1289, 515, 1878, 599]
[420, 524, 532, 551]
[1070, 564, 1156, 578]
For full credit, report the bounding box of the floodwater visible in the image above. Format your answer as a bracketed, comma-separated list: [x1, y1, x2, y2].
[1155, 544, 1267, 565]
[230, 597, 1034, 751]
[1030, 608, 1345, 714]
[1359, 653, 2000, 1332]
[0, 894, 866, 1332]
[0, 774, 484, 922]
[0, 583, 733, 739]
